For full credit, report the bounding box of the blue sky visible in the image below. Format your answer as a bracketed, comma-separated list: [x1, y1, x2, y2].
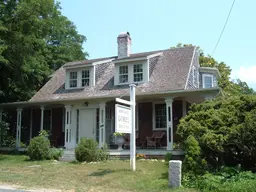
[58, 0, 256, 89]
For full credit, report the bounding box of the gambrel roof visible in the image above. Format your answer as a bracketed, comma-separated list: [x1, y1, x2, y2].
[30, 46, 197, 102]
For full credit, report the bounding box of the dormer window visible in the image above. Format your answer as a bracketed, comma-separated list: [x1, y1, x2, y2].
[119, 66, 128, 83]
[133, 64, 143, 82]
[69, 72, 78, 88]
[65, 67, 95, 89]
[116, 63, 146, 85]
[82, 69, 90, 87]
[202, 74, 213, 88]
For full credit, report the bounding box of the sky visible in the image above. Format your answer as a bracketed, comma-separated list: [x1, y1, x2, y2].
[58, 0, 256, 89]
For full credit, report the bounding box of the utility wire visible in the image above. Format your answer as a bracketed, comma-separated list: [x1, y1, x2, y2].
[211, 0, 236, 56]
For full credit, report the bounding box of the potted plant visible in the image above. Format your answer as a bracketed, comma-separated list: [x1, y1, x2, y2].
[113, 132, 125, 151]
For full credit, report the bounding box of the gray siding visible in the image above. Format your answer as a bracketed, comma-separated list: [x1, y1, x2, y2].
[186, 50, 200, 89]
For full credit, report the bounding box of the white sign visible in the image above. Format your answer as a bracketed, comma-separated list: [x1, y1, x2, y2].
[115, 104, 131, 133]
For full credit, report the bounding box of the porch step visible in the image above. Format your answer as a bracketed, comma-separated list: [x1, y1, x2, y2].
[59, 150, 75, 162]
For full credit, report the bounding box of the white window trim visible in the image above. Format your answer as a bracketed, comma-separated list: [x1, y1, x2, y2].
[81, 69, 90, 87]
[114, 61, 148, 85]
[118, 65, 129, 84]
[69, 71, 78, 88]
[202, 74, 214, 88]
[152, 101, 166, 131]
[133, 64, 143, 83]
[66, 67, 94, 89]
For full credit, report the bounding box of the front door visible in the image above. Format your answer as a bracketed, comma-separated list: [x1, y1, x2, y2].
[79, 109, 95, 140]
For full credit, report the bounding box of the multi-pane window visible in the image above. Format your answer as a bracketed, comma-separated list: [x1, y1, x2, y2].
[69, 71, 77, 88]
[155, 103, 166, 129]
[119, 65, 128, 83]
[133, 64, 143, 82]
[203, 74, 213, 88]
[82, 69, 90, 87]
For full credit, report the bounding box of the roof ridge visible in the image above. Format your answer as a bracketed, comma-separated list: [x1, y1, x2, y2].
[63, 46, 196, 67]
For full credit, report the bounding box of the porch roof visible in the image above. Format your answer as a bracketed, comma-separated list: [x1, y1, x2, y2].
[0, 87, 221, 109]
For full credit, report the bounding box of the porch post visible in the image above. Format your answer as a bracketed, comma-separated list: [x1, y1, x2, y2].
[16, 108, 23, 148]
[64, 105, 72, 149]
[29, 109, 33, 140]
[165, 98, 173, 151]
[40, 106, 45, 131]
[99, 102, 106, 148]
[182, 100, 187, 117]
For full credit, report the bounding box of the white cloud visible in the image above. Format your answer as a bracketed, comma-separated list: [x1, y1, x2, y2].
[231, 65, 256, 89]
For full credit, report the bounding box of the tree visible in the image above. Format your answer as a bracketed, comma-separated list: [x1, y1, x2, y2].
[177, 95, 256, 171]
[0, 0, 87, 103]
[172, 43, 255, 96]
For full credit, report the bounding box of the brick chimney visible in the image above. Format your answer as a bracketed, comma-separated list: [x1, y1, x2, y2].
[117, 32, 132, 58]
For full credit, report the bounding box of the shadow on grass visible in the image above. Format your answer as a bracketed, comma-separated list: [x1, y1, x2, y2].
[88, 168, 130, 177]
[160, 162, 169, 180]
[0, 155, 8, 161]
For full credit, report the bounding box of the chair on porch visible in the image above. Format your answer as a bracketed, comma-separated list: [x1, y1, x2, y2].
[146, 131, 165, 149]
[123, 132, 139, 149]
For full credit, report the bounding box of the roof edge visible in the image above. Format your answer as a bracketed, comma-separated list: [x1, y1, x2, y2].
[0, 87, 221, 108]
[184, 47, 197, 89]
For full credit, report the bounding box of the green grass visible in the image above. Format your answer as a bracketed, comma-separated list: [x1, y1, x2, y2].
[0, 154, 195, 192]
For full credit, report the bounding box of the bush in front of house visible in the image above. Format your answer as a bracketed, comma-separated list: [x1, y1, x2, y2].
[182, 166, 256, 192]
[97, 143, 109, 161]
[27, 134, 50, 160]
[177, 95, 256, 172]
[75, 137, 109, 162]
[47, 147, 63, 160]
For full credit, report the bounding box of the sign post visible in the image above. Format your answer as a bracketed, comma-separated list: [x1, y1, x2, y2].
[129, 84, 136, 171]
[115, 84, 136, 171]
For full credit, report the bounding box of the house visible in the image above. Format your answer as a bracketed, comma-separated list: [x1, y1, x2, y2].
[0, 32, 221, 151]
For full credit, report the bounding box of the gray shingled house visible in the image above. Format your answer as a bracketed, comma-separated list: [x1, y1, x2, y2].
[0, 32, 221, 153]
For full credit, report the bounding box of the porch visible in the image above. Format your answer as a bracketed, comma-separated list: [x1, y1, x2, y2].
[59, 148, 184, 162]
[0, 90, 215, 151]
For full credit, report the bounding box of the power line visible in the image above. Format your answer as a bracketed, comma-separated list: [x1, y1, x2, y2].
[211, 0, 236, 56]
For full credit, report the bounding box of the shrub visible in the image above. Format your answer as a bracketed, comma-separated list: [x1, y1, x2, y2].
[183, 135, 207, 173]
[47, 147, 63, 160]
[39, 130, 49, 137]
[75, 137, 108, 162]
[97, 143, 109, 161]
[164, 152, 172, 162]
[27, 135, 50, 160]
[0, 121, 9, 146]
[183, 167, 256, 192]
[177, 95, 256, 171]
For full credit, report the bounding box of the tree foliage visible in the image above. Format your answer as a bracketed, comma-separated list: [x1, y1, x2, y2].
[177, 95, 256, 171]
[0, 0, 87, 103]
[172, 43, 255, 96]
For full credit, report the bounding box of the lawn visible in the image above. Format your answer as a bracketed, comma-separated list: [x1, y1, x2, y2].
[0, 154, 194, 192]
